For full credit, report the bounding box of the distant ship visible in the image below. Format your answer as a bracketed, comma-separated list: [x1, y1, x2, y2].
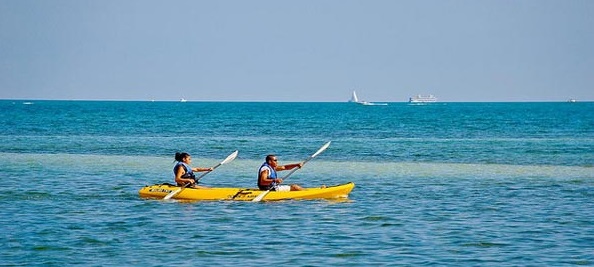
[349, 91, 388, 106]
[180, 98, 187, 102]
[408, 94, 437, 103]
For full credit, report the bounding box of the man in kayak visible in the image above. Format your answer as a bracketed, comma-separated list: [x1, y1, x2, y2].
[258, 155, 304, 191]
[174, 152, 213, 188]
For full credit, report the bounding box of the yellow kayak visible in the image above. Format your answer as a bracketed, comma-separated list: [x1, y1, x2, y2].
[138, 182, 355, 201]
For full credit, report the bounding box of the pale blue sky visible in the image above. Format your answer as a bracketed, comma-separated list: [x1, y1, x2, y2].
[1, 0, 593, 102]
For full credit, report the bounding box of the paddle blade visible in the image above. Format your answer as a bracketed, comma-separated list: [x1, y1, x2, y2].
[252, 190, 270, 202]
[311, 141, 331, 159]
[221, 150, 239, 165]
[163, 187, 182, 200]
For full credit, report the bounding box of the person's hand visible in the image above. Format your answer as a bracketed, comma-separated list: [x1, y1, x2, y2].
[277, 178, 283, 184]
[297, 162, 304, 168]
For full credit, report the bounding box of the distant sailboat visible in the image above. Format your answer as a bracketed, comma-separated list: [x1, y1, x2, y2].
[349, 91, 387, 106]
[180, 98, 187, 102]
[349, 91, 361, 103]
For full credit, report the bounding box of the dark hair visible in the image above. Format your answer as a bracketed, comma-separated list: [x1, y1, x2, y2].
[175, 152, 190, 162]
[265, 154, 276, 163]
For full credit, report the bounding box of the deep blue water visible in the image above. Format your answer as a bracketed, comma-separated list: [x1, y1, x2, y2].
[1, 100, 593, 266]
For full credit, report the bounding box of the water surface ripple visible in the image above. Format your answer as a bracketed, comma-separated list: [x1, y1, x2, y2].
[1, 101, 593, 266]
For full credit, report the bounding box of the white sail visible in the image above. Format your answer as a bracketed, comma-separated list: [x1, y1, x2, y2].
[349, 91, 359, 103]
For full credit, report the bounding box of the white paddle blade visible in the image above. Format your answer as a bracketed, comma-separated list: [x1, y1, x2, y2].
[163, 188, 182, 200]
[221, 150, 238, 165]
[252, 190, 270, 202]
[311, 141, 331, 158]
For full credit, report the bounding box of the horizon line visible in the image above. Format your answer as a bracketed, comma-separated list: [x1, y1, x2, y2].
[1, 98, 591, 103]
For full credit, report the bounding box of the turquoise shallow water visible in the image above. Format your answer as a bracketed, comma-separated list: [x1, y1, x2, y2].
[1, 100, 593, 266]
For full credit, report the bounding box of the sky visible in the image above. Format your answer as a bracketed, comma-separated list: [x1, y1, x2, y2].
[1, 0, 593, 102]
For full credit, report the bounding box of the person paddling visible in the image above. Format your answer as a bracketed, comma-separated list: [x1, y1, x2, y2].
[174, 152, 213, 189]
[257, 154, 304, 191]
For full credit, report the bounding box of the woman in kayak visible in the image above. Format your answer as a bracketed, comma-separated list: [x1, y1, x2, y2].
[258, 154, 304, 191]
[174, 152, 213, 188]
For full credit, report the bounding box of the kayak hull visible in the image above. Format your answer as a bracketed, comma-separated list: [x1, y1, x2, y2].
[138, 182, 355, 201]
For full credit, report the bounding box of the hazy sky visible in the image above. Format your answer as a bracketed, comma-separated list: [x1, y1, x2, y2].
[1, 0, 593, 102]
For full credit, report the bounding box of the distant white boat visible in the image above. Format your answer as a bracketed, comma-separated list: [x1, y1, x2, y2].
[180, 98, 187, 102]
[409, 94, 437, 103]
[349, 91, 358, 103]
[349, 91, 388, 106]
[568, 99, 577, 103]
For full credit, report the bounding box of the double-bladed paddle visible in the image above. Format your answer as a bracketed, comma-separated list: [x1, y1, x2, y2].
[164, 150, 238, 200]
[252, 141, 331, 202]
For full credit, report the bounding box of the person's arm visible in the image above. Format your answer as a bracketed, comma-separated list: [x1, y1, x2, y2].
[175, 166, 194, 185]
[276, 162, 303, 171]
[260, 168, 282, 184]
[193, 167, 213, 172]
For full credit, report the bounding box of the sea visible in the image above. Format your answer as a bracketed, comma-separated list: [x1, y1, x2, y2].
[1, 100, 593, 266]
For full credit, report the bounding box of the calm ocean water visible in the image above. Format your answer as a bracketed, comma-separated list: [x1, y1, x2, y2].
[1, 100, 593, 266]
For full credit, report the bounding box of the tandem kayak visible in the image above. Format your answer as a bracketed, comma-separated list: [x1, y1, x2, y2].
[138, 182, 355, 201]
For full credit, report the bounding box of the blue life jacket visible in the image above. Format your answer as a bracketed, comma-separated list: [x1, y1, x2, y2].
[258, 162, 277, 190]
[174, 162, 196, 180]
